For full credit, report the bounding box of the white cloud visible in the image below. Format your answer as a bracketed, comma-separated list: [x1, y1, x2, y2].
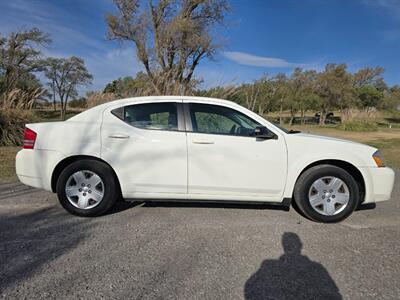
[84, 47, 143, 92]
[361, 0, 400, 18]
[362, 0, 400, 8]
[223, 51, 308, 68]
[0, 0, 140, 94]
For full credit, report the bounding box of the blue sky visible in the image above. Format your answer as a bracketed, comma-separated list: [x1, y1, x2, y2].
[1, 0, 400, 93]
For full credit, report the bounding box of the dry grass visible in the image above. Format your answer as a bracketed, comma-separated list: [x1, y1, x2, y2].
[0, 146, 19, 182]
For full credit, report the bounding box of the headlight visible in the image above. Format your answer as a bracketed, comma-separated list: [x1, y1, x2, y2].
[372, 150, 385, 167]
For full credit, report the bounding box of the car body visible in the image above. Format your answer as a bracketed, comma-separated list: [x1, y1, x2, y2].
[16, 96, 395, 222]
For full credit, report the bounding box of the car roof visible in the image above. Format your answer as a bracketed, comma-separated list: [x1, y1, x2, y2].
[99, 96, 237, 108]
[69, 96, 240, 121]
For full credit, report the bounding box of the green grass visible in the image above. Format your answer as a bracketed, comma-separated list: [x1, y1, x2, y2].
[0, 146, 20, 182]
[364, 139, 400, 169]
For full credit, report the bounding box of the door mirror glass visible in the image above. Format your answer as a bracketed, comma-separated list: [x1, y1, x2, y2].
[254, 126, 277, 139]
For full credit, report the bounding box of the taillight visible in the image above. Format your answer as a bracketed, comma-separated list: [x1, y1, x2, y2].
[23, 127, 37, 149]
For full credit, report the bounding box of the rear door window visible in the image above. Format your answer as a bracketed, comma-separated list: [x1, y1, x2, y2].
[112, 102, 179, 131]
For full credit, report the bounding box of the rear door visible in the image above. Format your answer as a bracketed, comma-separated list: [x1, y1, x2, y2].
[185, 101, 287, 201]
[101, 100, 188, 196]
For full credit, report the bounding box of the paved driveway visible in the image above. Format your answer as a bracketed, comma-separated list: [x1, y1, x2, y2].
[0, 172, 399, 299]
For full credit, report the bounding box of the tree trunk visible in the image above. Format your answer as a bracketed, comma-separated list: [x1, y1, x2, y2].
[52, 81, 56, 111]
[258, 104, 265, 116]
[301, 109, 305, 125]
[60, 98, 64, 121]
[339, 104, 344, 124]
[289, 109, 295, 126]
[319, 109, 326, 125]
[279, 98, 283, 125]
[62, 99, 68, 121]
[53, 91, 56, 111]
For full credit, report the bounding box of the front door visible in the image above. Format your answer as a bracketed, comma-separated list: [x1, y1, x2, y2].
[185, 102, 287, 201]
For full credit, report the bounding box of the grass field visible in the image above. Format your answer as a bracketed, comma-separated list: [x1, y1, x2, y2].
[1, 125, 398, 183]
[0, 146, 20, 182]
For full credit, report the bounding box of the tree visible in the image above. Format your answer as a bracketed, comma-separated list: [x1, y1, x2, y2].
[44, 57, 92, 120]
[274, 73, 289, 125]
[353, 67, 386, 90]
[356, 85, 384, 109]
[286, 68, 318, 125]
[254, 75, 280, 116]
[103, 72, 152, 97]
[0, 28, 50, 107]
[316, 64, 354, 124]
[106, 0, 229, 95]
[382, 86, 400, 111]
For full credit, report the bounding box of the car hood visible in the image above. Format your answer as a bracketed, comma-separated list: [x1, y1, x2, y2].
[283, 132, 378, 167]
[289, 132, 370, 147]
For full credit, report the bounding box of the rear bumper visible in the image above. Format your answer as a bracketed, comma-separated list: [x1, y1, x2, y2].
[16, 149, 64, 192]
[359, 166, 395, 203]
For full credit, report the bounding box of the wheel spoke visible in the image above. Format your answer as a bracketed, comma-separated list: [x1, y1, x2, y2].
[77, 196, 89, 209]
[72, 171, 86, 185]
[312, 179, 328, 192]
[334, 193, 349, 204]
[88, 174, 102, 188]
[329, 177, 342, 192]
[324, 201, 336, 215]
[65, 186, 79, 197]
[309, 195, 324, 207]
[90, 190, 103, 203]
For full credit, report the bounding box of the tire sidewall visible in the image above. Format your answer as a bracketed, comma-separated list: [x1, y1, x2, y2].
[295, 165, 359, 223]
[56, 160, 117, 217]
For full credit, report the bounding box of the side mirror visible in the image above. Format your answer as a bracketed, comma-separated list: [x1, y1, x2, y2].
[254, 126, 277, 140]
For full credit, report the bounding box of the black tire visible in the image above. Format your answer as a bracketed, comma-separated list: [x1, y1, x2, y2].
[56, 159, 119, 217]
[293, 165, 360, 223]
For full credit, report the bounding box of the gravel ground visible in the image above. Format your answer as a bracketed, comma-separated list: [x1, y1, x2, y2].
[0, 172, 399, 300]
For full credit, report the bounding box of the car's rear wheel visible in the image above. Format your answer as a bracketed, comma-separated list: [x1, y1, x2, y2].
[294, 165, 360, 223]
[56, 160, 118, 217]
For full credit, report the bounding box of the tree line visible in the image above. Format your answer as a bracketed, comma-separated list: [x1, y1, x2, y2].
[198, 65, 400, 125]
[100, 64, 400, 125]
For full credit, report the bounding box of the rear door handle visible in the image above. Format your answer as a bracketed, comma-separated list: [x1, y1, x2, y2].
[108, 134, 130, 139]
[192, 140, 214, 144]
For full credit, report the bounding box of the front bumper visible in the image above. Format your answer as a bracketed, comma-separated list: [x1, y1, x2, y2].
[359, 166, 395, 203]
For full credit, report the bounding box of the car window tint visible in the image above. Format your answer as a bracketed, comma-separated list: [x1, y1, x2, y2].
[189, 103, 260, 136]
[115, 102, 178, 131]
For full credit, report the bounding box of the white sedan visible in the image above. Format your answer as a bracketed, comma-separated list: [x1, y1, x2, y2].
[16, 96, 395, 222]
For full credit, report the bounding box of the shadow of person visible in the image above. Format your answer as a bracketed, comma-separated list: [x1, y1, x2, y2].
[244, 232, 342, 300]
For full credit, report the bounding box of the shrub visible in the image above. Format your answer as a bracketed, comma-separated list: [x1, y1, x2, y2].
[338, 107, 378, 131]
[337, 120, 378, 132]
[86, 92, 116, 108]
[0, 109, 38, 146]
[69, 98, 87, 108]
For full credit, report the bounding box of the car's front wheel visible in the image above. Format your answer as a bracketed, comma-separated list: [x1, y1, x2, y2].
[294, 165, 360, 223]
[56, 159, 119, 217]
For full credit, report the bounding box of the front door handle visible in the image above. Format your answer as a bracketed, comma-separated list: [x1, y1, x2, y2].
[192, 140, 214, 144]
[108, 134, 130, 139]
